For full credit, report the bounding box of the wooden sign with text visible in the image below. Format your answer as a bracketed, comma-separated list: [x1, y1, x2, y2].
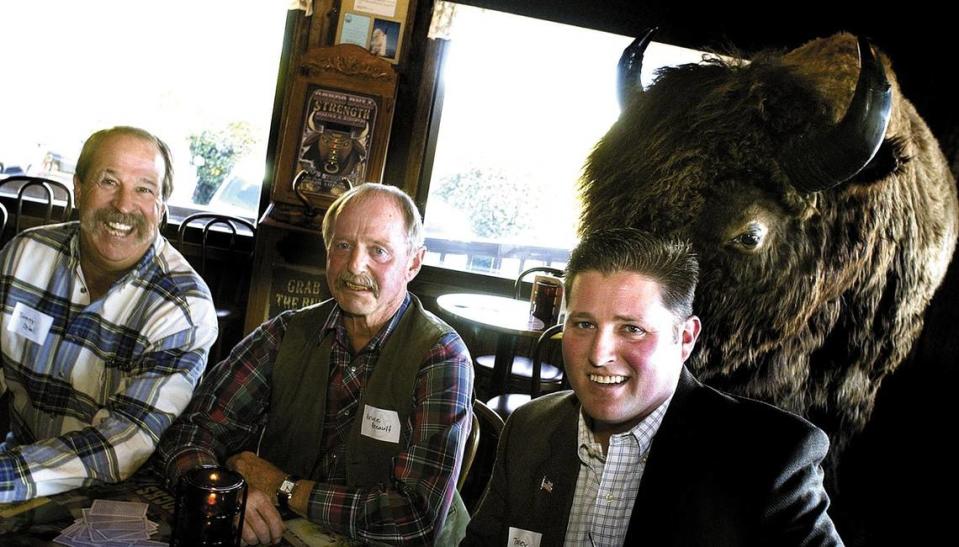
[268, 265, 331, 318]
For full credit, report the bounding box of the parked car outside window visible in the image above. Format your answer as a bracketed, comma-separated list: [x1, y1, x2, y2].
[206, 158, 264, 219]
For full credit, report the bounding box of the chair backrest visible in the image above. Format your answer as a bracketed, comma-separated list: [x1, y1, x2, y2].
[177, 213, 257, 364]
[0, 176, 74, 240]
[460, 399, 506, 513]
[531, 323, 565, 398]
[473, 398, 505, 436]
[457, 411, 481, 491]
[0, 202, 8, 244]
[513, 266, 564, 299]
[177, 212, 256, 278]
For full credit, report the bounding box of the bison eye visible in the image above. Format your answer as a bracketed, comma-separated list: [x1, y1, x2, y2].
[729, 222, 767, 251]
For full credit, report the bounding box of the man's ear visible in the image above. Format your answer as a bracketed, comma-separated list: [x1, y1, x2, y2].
[407, 246, 425, 281]
[680, 315, 701, 362]
[73, 174, 83, 203]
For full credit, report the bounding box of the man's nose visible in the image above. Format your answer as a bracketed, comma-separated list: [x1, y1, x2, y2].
[111, 184, 136, 213]
[348, 247, 368, 273]
[588, 329, 616, 367]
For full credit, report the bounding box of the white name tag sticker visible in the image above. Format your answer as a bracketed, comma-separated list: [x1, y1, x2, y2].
[360, 405, 401, 444]
[507, 527, 542, 547]
[7, 302, 54, 345]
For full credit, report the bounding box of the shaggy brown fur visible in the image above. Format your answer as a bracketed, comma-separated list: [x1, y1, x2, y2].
[581, 33, 958, 455]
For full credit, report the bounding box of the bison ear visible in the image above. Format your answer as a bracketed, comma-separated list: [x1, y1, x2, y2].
[847, 137, 907, 185]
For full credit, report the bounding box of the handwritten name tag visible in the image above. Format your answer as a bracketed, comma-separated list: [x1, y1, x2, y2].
[7, 302, 54, 345]
[507, 527, 542, 547]
[360, 405, 401, 444]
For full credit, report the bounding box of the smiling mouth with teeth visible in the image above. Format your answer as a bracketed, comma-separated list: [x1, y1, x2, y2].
[589, 374, 628, 385]
[105, 221, 134, 236]
[344, 281, 370, 290]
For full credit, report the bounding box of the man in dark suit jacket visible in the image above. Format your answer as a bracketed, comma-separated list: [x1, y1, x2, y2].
[464, 228, 843, 546]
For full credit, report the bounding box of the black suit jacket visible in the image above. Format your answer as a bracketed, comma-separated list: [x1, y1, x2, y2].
[463, 368, 843, 546]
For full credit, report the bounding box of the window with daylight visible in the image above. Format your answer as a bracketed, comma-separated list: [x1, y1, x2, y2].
[421, 3, 711, 278]
[0, 1, 288, 221]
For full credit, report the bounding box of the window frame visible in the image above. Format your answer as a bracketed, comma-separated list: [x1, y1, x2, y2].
[409, 4, 620, 282]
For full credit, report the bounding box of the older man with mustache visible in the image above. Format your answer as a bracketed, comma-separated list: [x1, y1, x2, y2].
[0, 126, 217, 502]
[158, 183, 474, 545]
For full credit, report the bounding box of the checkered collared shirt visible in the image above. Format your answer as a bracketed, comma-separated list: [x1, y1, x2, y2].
[159, 293, 474, 544]
[564, 397, 672, 546]
[0, 222, 217, 502]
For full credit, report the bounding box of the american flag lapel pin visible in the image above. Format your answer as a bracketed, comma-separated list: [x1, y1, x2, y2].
[540, 475, 554, 493]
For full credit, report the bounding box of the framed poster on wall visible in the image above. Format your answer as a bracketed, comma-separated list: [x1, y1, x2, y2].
[296, 88, 377, 198]
[268, 44, 398, 228]
[335, 0, 412, 65]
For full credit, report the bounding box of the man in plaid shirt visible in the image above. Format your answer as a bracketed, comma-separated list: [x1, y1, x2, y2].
[158, 183, 474, 545]
[0, 126, 217, 503]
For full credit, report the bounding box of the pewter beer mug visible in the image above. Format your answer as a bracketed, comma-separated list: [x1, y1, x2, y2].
[171, 466, 247, 547]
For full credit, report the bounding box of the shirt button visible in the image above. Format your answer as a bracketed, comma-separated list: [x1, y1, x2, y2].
[80, 288, 87, 293]
[349, 366, 357, 373]
[606, 494, 614, 502]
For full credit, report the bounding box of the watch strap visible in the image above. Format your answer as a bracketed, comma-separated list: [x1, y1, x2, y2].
[276, 474, 301, 511]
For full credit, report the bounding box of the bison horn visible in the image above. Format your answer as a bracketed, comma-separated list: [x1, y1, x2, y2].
[617, 27, 658, 109]
[781, 36, 893, 193]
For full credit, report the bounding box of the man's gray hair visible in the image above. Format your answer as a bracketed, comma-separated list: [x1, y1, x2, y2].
[322, 183, 425, 251]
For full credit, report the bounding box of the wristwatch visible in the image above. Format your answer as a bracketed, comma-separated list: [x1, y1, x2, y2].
[276, 475, 300, 512]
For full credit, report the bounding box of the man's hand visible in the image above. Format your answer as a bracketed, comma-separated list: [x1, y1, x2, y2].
[241, 488, 285, 546]
[226, 452, 290, 545]
[226, 451, 286, 496]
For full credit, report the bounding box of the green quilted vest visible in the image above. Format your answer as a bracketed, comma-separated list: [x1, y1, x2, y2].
[259, 295, 469, 545]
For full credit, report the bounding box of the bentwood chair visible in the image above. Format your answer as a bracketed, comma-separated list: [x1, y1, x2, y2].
[473, 266, 565, 398]
[0, 202, 8, 245]
[0, 176, 74, 245]
[486, 323, 566, 419]
[459, 399, 506, 513]
[458, 409, 481, 491]
[177, 213, 256, 365]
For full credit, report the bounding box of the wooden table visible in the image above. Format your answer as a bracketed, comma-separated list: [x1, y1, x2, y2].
[0, 467, 353, 546]
[437, 292, 546, 398]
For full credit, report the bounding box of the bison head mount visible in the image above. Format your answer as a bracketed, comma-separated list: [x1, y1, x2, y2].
[581, 32, 958, 450]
